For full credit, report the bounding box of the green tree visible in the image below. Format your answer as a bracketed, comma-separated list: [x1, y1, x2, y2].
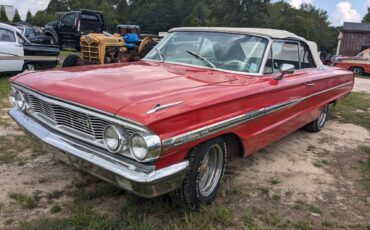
[13, 9, 21, 22]
[115, 0, 129, 24]
[363, 7, 370, 23]
[129, 0, 180, 33]
[26, 10, 33, 23]
[46, 0, 69, 13]
[0, 6, 9, 23]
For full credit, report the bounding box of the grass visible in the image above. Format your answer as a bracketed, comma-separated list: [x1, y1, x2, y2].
[0, 135, 45, 165]
[46, 190, 64, 201]
[360, 146, 370, 191]
[50, 204, 62, 214]
[308, 205, 321, 214]
[294, 221, 310, 230]
[9, 192, 41, 209]
[19, 197, 237, 230]
[330, 92, 370, 131]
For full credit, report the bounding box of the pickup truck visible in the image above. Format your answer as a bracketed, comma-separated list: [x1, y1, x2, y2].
[43, 9, 104, 50]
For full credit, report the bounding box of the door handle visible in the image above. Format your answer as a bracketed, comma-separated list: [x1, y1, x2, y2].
[15, 44, 22, 48]
[306, 82, 315, 87]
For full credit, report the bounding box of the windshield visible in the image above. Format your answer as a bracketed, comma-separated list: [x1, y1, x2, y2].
[145, 31, 269, 73]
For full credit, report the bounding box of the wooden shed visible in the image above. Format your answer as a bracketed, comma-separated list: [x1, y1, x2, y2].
[338, 22, 370, 56]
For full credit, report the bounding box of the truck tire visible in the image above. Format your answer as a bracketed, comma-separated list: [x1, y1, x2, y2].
[62, 55, 81, 68]
[170, 137, 227, 209]
[351, 67, 364, 76]
[304, 104, 329, 132]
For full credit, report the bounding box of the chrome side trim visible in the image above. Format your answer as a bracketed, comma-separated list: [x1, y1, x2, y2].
[146, 101, 183, 114]
[162, 81, 353, 149]
[162, 99, 299, 149]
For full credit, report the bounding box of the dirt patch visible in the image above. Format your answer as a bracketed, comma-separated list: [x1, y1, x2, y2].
[353, 77, 370, 93]
[224, 121, 370, 228]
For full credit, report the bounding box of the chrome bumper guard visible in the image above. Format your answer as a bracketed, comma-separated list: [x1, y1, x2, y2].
[9, 108, 189, 198]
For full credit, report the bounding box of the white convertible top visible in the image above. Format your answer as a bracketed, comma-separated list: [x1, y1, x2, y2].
[170, 27, 323, 67]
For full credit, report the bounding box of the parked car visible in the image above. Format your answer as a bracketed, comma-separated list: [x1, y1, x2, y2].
[43, 9, 104, 50]
[0, 23, 60, 72]
[334, 48, 370, 75]
[8, 28, 354, 208]
[15, 24, 53, 45]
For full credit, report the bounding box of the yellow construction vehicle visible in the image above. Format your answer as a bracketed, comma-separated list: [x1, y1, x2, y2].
[62, 27, 159, 67]
[62, 33, 124, 67]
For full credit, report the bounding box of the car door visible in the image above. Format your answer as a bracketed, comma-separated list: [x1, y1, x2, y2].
[58, 12, 78, 47]
[246, 40, 318, 152]
[0, 27, 24, 72]
[302, 42, 354, 112]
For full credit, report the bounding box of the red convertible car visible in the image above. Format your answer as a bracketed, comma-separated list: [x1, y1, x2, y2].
[9, 28, 354, 208]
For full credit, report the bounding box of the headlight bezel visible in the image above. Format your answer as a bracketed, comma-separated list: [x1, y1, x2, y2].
[9, 86, 17, 106]
[15, 90, 26, 110]
[103, 124, 127, 153]
[129, 132, 161, 162]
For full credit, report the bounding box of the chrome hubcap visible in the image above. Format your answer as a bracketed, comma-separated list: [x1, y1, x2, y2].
[198, 144, 224, 197]
[318, 106, 328, 127]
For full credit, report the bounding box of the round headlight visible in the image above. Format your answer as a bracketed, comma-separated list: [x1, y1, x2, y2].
[15, 90, 25, 110]
[103, 125, 126, 153]
[130, 133, 161, 162]
[131, 134, 148, 161]
[9, 87, 17, 106]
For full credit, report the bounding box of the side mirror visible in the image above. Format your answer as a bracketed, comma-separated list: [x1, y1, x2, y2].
[275, 63, 295, 80]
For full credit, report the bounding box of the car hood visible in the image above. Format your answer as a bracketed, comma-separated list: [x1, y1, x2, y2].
[12, 61, 259, 124]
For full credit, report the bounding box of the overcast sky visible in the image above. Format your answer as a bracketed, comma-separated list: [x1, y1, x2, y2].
[0, 0, 368, 26]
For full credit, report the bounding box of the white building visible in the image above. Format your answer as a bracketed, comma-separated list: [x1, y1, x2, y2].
[0, 4, 15, 21]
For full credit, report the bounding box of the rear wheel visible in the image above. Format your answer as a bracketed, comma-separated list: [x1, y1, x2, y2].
[304, 104, 329, 132]
[170, 137, 227, 209]
[351, 67, 364, 76]
[62, 54, 81, 68]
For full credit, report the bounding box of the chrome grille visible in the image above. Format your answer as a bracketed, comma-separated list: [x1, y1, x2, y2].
[26, 94, 110, 139]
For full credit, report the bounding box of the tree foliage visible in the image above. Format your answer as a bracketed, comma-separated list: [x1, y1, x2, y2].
[0, 6, 9, 23]
[363, 7, 370, 23]
[26, 10, 33, 23]
[24, 0, 338, 52]
[13, 9, 21, 22]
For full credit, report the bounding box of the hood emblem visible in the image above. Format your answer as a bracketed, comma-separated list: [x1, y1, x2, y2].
[147, 101, 183, 114]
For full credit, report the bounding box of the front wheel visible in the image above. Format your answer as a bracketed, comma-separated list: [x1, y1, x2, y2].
[170, 137, 227, 209]
[304, 104, 329, 132]
[62, 54, 81, 68]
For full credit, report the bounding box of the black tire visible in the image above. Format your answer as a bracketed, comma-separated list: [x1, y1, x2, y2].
[304, 104, 329, 132]
[351, 67, 364, 76]
[62, 54, 81, 68]
[170, 137, 227, 209]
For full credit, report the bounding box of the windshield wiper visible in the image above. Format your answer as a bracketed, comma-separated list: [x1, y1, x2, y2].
[185, 49, 216, 70]
[154, 47, 164, 62]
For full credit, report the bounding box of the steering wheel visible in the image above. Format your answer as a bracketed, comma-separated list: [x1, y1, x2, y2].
[224, 60, 246, 71]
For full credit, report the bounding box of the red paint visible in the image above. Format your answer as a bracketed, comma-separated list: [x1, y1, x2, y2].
[12, 61, 354, 169]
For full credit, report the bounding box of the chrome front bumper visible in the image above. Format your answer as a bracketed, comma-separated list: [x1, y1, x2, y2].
[9, 108, 189, 198]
